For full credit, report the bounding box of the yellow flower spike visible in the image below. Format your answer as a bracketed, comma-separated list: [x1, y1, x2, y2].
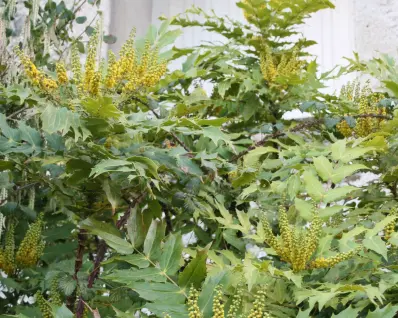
[304, 207, 322, 262]
[385, 208, 397, 241]
[56, 62, 68, 85]
[188, 286, 202, 318]
[35, 291, 52, 318]
[260, 46, 277, 83]
[212, 285, 224, 318]
[138, 40, 151, 76]
[247, 289, 271, 318]
[2, 222, 15, 275]
[15, 47, 58, 92]
[293, 231, 306, 272]
[50, 277, 62, 306]
[309, 247, 361, 269]
[227, 285, 243, 318]
[261, 45, 302, 85]
[88, 71, 101, 96]
[279, 204, 293, 260]
[261, 214, 283, 256]
[83, 28, 99, 93]
[118, 29, 137, 80]
[71, 42, 82, 83]
[105, 50, 118, 88]
[337, 120, 353, 137]
[16, 214, 45, 268]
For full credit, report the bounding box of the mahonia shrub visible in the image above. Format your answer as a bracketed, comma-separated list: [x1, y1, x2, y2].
[1, 0, 398, 318]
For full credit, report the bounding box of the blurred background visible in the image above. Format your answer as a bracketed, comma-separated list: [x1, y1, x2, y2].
[5, 0, 393, 92]
[91, 0, 396, 92]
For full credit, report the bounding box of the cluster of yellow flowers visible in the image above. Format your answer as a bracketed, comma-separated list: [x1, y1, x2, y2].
[337, 81, 387, 137]
[384, 208, 397, 241]
[261, 204, 321, 272]
[260, 46, 302, 84]
[35, 291, 53, 318]
[108, 31, 167, 93]
[56, 63, 68, 85]
[73, 29, 167, 97]
[71, 43, 82, 84]
[50, 277, 62, 306]
[309, 247, 362, 269]
[261, 203, 359, 272]
[188, 286, 202, 318]
[82, 27, 101, 96]
[227, 285, 243, 318]
[212, 285, 225, 318]
[17, 26, 167, 99]
[16, 214, 45, 268]
[15, 47, 58, 92]
[0, 215, 45, 275]
[247, 289, 271, 318]
[163, 285, 272, 318]
[0, 223, 15, 275]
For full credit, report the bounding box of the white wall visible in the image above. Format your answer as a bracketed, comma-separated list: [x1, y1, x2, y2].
[109, 0, 398, 91]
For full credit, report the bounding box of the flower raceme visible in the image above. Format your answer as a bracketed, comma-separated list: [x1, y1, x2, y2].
[185, 286, 273, 318]
[0, 216, 45, 275]
[260, 45, 303, 85]
[15, 47, 58, 92]
[16, 27, 167, 99]
[261, 204, 361, 272]
[337, 81, 388, 137]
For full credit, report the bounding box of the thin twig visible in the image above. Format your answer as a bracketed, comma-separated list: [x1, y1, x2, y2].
[73, 0, 88, 15]
[75, 193, 146, 316]
[87, 239, 107, 288]
[116, 192, 147, 229]
[66, 229, 87, 311]
[75, 297, 86, 318]
[57, 11, 99, 61]
[353, 114, 391, 119]
[6, 106, 28, 119]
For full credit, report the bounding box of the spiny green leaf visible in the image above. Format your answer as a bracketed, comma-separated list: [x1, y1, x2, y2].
[143, 220, 165, 261]
[244, 256, 258, 292]
[127, 206, 152, 249]
[127, 156, 160, 179]
[103, 267, 166, 283]
[125, 282, 186, 304]
[367, 303, 398, 318]
[80, 218, 134, 254]
[41, 105, 90, 141]
[178, 248, 208, 289]
[339, 146, 375, 164]
[244, 146, 279, 167]
[331, 140, 346, 161]
[302, 170, 325, 201]
[160, 233, 183, 275]
[81, 96, 121, 119]
[331, 306, 361, 317]
[323, 186, 357, 203]
[51, 305, 74, 318]
[101, 254, 150, 268]
[313, 156, 333, 181]
[363, 236, 388, 261]
[331, 164, 369, 183]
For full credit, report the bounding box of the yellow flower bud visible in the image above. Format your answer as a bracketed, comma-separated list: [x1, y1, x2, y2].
[56, 63, 68, 85]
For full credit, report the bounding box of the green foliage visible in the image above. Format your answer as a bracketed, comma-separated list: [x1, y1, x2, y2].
[1, 0, 398, 317]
